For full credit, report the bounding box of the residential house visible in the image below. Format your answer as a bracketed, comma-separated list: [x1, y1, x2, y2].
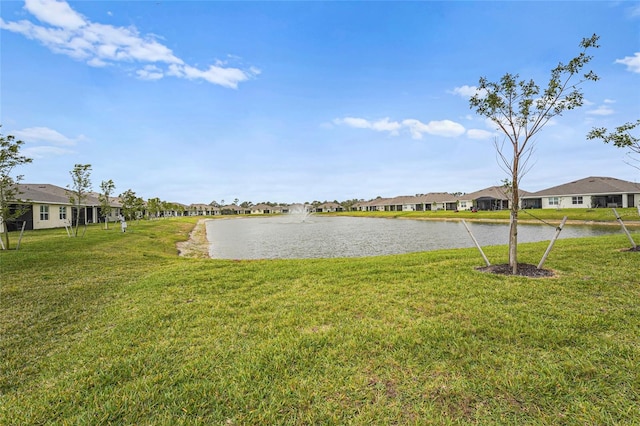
[521, 176, 640, 209]
[421, 193, 460, 211]
[2, 183, 121, 231]
[457, 186, 530, 211]
[188, 203, 219, 216]
[219, 204, 247, 215]
[163, 203, 188, 217]
[351, 193, 459, 212]
[356, 198, 391, 212]
[315, 202, 343, 213]
[251, 204, 275, 214]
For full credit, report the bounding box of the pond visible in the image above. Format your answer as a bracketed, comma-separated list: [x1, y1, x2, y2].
[205, 216, 623, 260]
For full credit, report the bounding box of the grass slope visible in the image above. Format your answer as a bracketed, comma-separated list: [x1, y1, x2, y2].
[1, 217, 639, 424]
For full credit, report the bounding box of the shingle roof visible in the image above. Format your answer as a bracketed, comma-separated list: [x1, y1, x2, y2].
[13, 184, 124, 207]
[251, 203, 272, 210]
[525, 176, 640, 197]
[364, 193, 459, 206]
[15, 183, 105, 206]
[460, 186, 507, 201]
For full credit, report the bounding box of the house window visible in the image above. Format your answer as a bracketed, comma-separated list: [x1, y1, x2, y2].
[59, 206, 67, 220]
[40, 205, 49, 220]
[548, 197, 559, 206]
[572, 196, 583, 205]
[460, 201, 467, 209]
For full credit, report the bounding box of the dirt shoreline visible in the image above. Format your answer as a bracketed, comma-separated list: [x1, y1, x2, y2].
[177, 219, 210, 258]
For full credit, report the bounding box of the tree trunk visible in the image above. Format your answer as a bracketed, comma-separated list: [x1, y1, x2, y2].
[509, 158, 520, 275]
[509, 208, 518, 274]
[74, 207, 80, 237]
[2, 228, 9, 250]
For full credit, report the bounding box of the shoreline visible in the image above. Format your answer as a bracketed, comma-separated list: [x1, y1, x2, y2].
[177, 219, 210, 258]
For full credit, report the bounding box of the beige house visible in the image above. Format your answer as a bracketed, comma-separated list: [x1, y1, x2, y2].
[250, 204, 275, 214]
[521, 176, 640, 209]
[219, 204, 248, 215]
[315, 202, 343, 213]
[2, 183, 121, 231]
[188, 203, 219, 216]
[354, 193, 459, 212]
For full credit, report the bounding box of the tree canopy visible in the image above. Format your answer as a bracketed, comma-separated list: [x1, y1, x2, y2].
[67, 164, 92, 237]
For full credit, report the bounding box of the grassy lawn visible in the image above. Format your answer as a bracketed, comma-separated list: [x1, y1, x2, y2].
[1, 215, 639, 424]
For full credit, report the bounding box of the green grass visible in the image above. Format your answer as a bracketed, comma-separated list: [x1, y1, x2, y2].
[1, 217, 639, 424]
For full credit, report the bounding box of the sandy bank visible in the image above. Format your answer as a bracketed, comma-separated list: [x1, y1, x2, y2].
[177, 219, 210, 258]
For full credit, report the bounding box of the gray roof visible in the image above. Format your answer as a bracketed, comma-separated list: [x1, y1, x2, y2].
[14, 184, 123, 207]
[15, 183, 108, 206]
[251, 203, 272, 210]
[460, 185, 526, 201]
[365, 193, 459, 207]
[525, 176, 640, 197]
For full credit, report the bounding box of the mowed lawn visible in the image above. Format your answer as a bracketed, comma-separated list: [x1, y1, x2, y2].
[1, 216, 639, 424]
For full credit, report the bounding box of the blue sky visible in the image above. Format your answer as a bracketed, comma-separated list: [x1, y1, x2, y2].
[2, 0, 639, 205]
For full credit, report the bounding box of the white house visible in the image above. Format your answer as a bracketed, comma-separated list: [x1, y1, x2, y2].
[521, 176, 640, 209]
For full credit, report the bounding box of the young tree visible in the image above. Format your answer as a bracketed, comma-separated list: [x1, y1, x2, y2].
[98, 179, 115, 229]
[469, 34, 600, 274]
[67, 164, 92, 237]
[587, 119, 640, 170]
[147, 197, 161, 219]
[0, 129, 33, 249]
[119, 189, 145, 221]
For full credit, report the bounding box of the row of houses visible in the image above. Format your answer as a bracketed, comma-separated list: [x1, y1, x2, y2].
[3, 176, 639, 231]
[352, 177, 640, 212]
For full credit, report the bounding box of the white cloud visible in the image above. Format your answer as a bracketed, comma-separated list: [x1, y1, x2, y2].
[12, 126, 80, 145]
[587, 105, 615, 116]
[449, 85, 485, 98]
[0, 0, 258, 88]
[136, 64, 164, 81]
[25, 0, 86, 30]
[334, 117, 371, 129]
[429, 120, 466, 137]
[615, 52, 640, 73]
[334, 117, 465, 139]
[401, 119, 430, 139]
[371, 118, 402, 134]
[466, 129, 495, 140]
[332, 117, 401, 134]
[167, 63, 259, 89]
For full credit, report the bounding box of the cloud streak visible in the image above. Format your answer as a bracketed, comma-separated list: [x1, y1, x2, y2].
[0, 0, 259, 88]
[334, 117, 465, 139]
[12, 126, 84, 158]
[12, 126, 83, 146]
[615, 52, 640, 73]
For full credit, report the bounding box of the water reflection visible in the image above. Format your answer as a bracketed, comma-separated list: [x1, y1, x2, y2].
[206, 216, 622, 260]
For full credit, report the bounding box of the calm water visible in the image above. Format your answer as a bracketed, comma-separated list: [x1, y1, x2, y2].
[206, 216, 623, 260]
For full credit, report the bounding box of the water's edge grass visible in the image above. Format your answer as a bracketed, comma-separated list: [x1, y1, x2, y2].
[1, 216, 638, 424]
